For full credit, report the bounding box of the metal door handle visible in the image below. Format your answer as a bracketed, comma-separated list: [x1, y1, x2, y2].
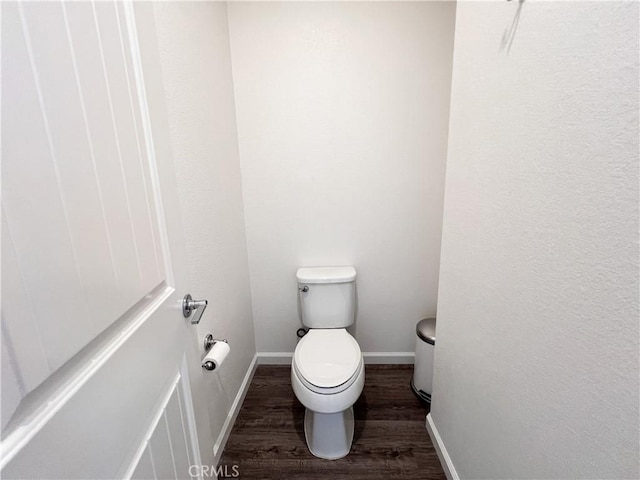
[182, 294, 208, 325]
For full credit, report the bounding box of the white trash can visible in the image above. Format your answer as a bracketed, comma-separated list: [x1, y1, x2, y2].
[411, 317, 436, 403]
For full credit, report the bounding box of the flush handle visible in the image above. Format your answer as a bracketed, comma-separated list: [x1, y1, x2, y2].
[182, 294, 208, 325]
[298, 286, 309, 293]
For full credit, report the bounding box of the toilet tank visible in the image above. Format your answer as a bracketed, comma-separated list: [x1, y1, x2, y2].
[297, 266, 357, 328]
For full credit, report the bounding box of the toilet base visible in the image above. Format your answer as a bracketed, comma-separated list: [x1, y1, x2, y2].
[304, 407, 354, 460]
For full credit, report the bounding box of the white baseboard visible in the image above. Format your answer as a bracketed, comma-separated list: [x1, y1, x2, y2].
[212, 353, 258, 465]
[256, 352, 293, 364]
[257, 351, 414, 365]
[362, 352, 414, 364]
[426, 413, 459, 480]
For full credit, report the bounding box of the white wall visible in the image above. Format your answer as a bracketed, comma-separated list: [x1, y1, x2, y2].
[431, 1, 639, 479]
[227, 1, 456, 354]
[151, 2, 256, 460]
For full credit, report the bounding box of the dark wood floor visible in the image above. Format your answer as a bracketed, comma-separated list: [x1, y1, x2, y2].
[219, 365, 446, 480]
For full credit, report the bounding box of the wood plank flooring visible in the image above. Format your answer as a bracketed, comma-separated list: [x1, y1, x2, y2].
[219, 365, 446, 480]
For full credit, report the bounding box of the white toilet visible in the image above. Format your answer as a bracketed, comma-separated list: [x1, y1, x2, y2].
[291, 266, 365, 460]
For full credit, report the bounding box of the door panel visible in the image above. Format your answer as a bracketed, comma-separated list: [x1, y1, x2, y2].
[93, 1, 164, 295]
[1, 213, 49, 397]
[2, 292, 199, 479]
[1, 1, 212, 478]
[62, 1, 144, 310]
[2, 0, 170, 408]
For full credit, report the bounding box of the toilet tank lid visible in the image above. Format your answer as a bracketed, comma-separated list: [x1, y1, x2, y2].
[296, 266, 356, 284]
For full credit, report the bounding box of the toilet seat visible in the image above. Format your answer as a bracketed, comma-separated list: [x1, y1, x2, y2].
[293, 329, 362, 393]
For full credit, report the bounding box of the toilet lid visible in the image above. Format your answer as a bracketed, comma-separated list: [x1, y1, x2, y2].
[294, 329, 361, 388]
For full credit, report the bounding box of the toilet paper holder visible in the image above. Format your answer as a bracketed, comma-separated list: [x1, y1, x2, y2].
[203, 333, 227, 352]
[202, 334, 229, 371]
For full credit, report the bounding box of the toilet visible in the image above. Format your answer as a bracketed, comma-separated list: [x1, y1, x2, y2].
[291, 266, 365, 460]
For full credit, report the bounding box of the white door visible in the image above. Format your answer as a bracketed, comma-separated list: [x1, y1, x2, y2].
[1, 2, 214, 478]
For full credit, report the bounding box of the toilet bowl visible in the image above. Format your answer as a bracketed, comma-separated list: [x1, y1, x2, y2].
[292, 329, 365, 459]
[291, 267, 364, 460]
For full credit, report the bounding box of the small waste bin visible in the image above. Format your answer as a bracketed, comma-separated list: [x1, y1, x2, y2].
[411, 317, 436, 403]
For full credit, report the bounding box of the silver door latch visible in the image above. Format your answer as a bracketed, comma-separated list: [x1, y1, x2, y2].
[182, 294, 208, 325]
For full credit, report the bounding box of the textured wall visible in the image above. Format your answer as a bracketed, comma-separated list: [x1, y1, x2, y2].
[227, 1, 456, 353]
[432, 1, 639, 478]
[151, 1, 256, 458]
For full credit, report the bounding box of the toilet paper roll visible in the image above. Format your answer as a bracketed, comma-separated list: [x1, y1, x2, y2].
[202, 341, 230, 371]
